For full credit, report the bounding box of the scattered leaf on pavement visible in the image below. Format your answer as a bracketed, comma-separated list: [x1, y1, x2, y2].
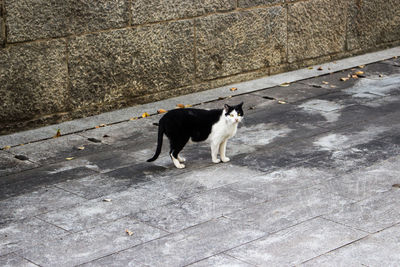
[392, 184, 400, 188]
[379, 74, 384, 77]
[103, 199, 112, 202]
[358, 65, 365, 68]
[125, 229, 134, 236]
[157, 109, 167, 114]
[354, 71, 364, 76]
[176, 104, 185, 108]
[66, 157, 74, 161]
[307, 66, 313, 70]
[130, 117, 138, 121]
[279, 82, 290, 87]
[322, 81, 329, 85]
[317, 66, 323, 71]
[3, 145, 11, 150]
[54, 129, 61, 138]
[185, 104, 192, 108]
[352, 75, 359, 79]
[142, 112, 150, 118]
[340, 77, 350, 81]
[278, 100, 287, 104]
[230, 87, 237, 91]
[77, 146, 85, 150]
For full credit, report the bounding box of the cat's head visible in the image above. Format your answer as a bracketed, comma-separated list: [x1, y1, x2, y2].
[224, 102, 244, 124]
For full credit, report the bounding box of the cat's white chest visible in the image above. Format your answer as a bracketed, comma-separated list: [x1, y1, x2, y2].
[209, 117, 238, 143]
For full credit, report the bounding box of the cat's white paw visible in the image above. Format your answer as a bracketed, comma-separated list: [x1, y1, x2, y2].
[221, 157, 230, 163]
[178, 156, 186, 163]
[176, 163, 185, 169]
[212, 158, 221, 164]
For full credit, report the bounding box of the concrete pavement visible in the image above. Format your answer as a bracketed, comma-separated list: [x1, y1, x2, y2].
[1, 51, 400, 266]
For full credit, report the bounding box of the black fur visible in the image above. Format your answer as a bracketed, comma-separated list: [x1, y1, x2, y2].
[147, 103, 243, 162]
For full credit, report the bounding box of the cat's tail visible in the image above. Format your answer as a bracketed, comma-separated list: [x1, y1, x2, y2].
[147, 122, 164, 162]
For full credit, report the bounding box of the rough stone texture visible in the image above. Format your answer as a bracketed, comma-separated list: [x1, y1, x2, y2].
[132, 0, 235, 24]
[287, 0, 347, 63]
[5, 0, 130, 43]
[196, 7, 287, 80]
[238, 0, 283, 8]
[0, 40, 68, 134]
[0, 0, 4, 47]
[347, 0, 400, 51]
[68, 20, 194, 113]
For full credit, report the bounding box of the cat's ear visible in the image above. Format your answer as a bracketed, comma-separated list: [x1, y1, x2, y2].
[238, 102, 244, 107]
[224, 104, 230, 112]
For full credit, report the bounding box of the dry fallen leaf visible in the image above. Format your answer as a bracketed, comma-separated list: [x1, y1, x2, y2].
[317, 66, 323, 71]
[125, 229, 134, 236]
[379, 74, 384, 77]
[176, 104, 185, 109]
[330, 85, 337, 88]
[3, 145, 11, 150]
[157, 109, 167, 114]
[354, 71, 364, 76]
[185, 104, 192, 108]
[279, 82, 290, 87]
[130, 117, 138, 121]
[66, 157, 74, 161]
[322, 81, 329, 85]
[352, 75, 359, 79]
[307, 66, 313, 70]
[142, 112, 150, 118]
[103, 199, 112, 202]
[278, 100, 287, 104]
[95, 126, 100, 129]
[358, 65, 365, 68]
[340, 77, 350, 81]
[77, 146, 85, 150]
[230, 87, 238, 91]
[54, 129, 61, 138]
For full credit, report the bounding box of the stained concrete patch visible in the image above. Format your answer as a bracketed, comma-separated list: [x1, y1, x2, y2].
[19, 216, 168, 267]
[345, 74, 400, 97]
[226, 217, 366, 266]
[80, 217, 265, 267]
[299, 99, 343, 123]
[232, 123, 293, 147]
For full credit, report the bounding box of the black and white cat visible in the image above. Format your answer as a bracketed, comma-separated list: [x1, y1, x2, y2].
[147, 103, 244, 168]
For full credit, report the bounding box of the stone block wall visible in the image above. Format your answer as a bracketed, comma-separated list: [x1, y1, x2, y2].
[1, 0, 400, 134]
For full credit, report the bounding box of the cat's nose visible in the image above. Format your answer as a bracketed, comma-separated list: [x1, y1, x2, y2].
[235, 118, 239, 122]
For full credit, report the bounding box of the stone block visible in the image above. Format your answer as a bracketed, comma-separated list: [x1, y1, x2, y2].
[347, 0, 400, 51]
[238, 0, 283, 8]
[196, 7, 287, 80]
[5, 0, 130, 42]
[131, 0, 235, 24]
[0, 40, 68, 132]
[0, 1, 4, 46]
[288, 0, 347, 63]
[68, 21, 195, 113]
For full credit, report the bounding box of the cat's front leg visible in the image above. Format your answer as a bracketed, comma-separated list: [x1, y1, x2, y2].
[219, 139, 230, 163]
[210, 142, 221, 163]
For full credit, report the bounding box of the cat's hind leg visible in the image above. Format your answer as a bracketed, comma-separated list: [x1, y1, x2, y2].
[169, 137, 189, 169]
[219, 139, 230, 163]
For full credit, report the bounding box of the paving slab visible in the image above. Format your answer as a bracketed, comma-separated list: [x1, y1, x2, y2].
[225, 217, 366, 266]
[133, 185, 262, 233]
[0, 217, 68, 256]
[37, 183, 178, 233]
[225, 185, 355, 235]
[81, 217, 265, 267]
[0, 150, 38, 177]
[323, 189, 400, 233]
[18, 216, 168, 267]
[189, 254, 254, 267]
[302, 224, 400, 266]
[0, 187, 85, 224]
[0, 253, 38, 267]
